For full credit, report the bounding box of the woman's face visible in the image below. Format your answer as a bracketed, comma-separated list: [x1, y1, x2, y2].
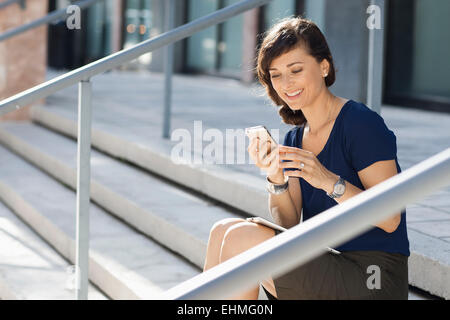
[268, 46, 329, 111]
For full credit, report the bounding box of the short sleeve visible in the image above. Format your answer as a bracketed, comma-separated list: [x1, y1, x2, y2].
[346, 110, 397, 172]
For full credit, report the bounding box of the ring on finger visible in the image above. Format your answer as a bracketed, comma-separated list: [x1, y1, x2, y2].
[300, 162, 305, 168]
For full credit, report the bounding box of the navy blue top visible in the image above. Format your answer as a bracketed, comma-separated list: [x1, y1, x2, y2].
[282, 99, 410, 256]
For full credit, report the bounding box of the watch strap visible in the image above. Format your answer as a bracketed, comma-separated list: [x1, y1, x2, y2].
[326, 176, 345, 199]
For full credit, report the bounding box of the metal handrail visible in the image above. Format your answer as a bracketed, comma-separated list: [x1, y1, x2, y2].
[161, 148, 450, 299]
[0, 0, 24, 10]
[0, 0, 273, 300]
[0, 0, 103, 42]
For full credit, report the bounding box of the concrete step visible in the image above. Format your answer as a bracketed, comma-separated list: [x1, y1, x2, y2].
[0, 122, 244, 269]
[29, 104, 272, 221]
[0, 198, 107, 300]
[0, 143, 200, 299]
[28, 101, 450, 299]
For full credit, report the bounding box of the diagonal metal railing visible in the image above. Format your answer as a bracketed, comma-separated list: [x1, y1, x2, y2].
[0, 0, 274, 300]
[161, 148, 450, 299]
[0, 0, 103, 42]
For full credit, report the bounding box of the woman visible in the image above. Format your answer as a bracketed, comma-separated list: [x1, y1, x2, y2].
[202, 16, 410, 300]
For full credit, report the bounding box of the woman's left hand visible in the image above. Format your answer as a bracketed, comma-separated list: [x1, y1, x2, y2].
[278, 145, 337, 193]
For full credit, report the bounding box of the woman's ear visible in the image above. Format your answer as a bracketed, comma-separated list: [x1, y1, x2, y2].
[320, 59, 330, 77]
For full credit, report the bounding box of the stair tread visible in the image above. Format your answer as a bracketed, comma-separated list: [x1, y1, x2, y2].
[0, 143, 200, 298]
[0, 122, 245, 268]
[0, 199, 107, 300]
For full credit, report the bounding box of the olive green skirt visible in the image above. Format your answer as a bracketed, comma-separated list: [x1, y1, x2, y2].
[263, 249, 409, 300]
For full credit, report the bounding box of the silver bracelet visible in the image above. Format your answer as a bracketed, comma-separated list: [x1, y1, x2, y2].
[266, 175, 289, 195]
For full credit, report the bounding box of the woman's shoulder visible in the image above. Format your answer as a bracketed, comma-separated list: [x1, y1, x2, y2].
[342, 99, 390, 132]
[344, 99, 382, 121]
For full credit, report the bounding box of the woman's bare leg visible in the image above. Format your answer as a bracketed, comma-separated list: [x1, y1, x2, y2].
[219, 221, 277, 300]
[203, 218, 246, 271]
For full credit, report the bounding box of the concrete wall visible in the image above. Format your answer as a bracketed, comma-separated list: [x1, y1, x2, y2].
[0, 0, 49, 121]
[322, 0, 370, 103]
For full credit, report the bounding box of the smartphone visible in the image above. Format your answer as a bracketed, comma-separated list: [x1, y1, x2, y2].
[245, 125, 278, 154]
[246, 216, 341, 255]
[246, 216, 286, 232]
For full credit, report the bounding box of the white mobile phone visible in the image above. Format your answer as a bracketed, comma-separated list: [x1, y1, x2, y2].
[246, 216, 341, 255]
[246, 217, 286, 232]
[245, 125, 278, 153]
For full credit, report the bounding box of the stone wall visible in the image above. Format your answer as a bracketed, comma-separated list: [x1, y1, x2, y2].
[0, 0, 49, 121]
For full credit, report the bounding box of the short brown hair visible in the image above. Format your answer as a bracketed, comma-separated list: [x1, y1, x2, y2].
[256, 16, 336, 126]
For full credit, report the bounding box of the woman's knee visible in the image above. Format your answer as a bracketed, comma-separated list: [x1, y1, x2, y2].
[208, 218, 246, 242]
[220, 222, 275, 259]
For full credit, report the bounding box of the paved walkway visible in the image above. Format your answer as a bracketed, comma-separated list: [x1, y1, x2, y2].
[40, 68, 450, 298]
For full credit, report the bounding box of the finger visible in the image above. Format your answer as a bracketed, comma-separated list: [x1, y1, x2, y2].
[248, 139, 261, 163]
[257, 141, 271, 162]
[257, 139, 270, 153]
[284, 169, 304, 178]
[248, 137, 259, 154]
[261, 145, 279, 166]
[279, 161, 304, 169]
[268, 154, 281, 174]
[279, 145, 313, 156]
[279, 152, 307, 162]
[267, 145, 280, 162]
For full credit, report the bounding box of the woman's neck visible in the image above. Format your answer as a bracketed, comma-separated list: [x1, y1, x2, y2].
[302, 91, 338, 135]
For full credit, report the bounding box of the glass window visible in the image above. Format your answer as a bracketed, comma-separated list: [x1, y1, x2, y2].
[218, 0, 244, 75]
[262, 0, 296, 30]
[385, 0, 450, 112]
[186, 0, 219, 71]
[123, 0, 153, 49]
[411, 0, 450, 98]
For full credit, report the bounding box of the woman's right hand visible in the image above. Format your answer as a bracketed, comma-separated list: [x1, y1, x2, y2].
[247, 137, 286, 184]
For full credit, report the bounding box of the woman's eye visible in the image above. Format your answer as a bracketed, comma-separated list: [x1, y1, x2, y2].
[270, 69, 302, 78]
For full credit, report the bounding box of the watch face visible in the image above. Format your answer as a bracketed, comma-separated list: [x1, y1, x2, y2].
[335, 182, 345, 195]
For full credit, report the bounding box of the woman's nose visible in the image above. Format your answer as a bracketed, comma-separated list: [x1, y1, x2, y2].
[281, 75, 294, 90]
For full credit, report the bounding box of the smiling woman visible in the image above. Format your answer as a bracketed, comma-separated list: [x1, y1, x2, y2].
[202, 16, 410, 301]
[256, 16, 336, 127]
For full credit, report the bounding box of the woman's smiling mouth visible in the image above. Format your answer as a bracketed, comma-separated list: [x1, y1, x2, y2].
[285, 89, 303, 100]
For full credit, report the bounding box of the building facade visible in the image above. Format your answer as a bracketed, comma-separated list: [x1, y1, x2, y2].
[46, 0, 450, 113]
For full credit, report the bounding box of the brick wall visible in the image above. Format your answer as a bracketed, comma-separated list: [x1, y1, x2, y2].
[0, 0, 49, 121]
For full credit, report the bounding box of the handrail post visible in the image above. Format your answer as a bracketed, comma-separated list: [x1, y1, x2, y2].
[162, 0, 175, 139]
[75, 79, 92, 300]
[366, 0, 385, 115]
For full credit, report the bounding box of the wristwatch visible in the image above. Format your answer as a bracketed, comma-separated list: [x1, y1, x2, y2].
[326, 176, 346, 199]
[266, 175, 289, 195]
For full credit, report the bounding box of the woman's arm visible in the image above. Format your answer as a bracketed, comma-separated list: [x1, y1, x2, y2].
[322, 159, 402, 233]
[268, 176, 302, 228]
[278, 146, 402, 233]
